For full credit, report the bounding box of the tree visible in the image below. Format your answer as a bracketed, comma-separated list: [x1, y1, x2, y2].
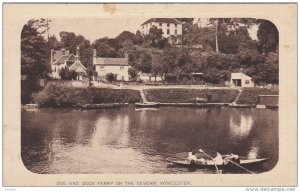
[105, 73, 117, 82]
[59, 31, 93, 68]
[116, 31, 136, 45]
[147, 26, 163, 46]
[257, 19, 279, 54]
[21, 19, 50, 78]
[139, 52, 152, 73]
[128, 67, 138, 80]
[134, 30, 144, 45]
[92, 37, 120, 58]
[59, 67, 78, 80]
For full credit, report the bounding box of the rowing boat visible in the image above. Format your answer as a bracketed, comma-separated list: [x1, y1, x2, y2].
[166, 156, 268, 168]
[135, 102, 159, 107]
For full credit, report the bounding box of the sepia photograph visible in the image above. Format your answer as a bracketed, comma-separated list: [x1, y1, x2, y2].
[3, 3, 297, 187]
[21, 17, 279, 175]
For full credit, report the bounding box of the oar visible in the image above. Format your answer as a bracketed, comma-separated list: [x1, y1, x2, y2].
[199, 149, 222, 174]
[227, 159, 256, 174]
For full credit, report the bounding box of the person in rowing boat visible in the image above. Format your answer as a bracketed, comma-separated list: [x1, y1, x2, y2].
[223, 153, 240, 164]
[187, 151, 206, 165]
[187, 151, 197, 164]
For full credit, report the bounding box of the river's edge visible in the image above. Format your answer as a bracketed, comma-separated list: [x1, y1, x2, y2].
[26, 84, 278, 109]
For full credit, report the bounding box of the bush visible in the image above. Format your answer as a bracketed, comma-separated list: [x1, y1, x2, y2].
[144, 89, 239, 103]
[105, 73, 117, 82]
[33, 84, 142, 107]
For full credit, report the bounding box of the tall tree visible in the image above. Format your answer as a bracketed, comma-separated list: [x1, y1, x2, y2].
[21, 19, 50, 78]
[257, 19, 279, 54]
[92, 37, 120, 58]
[59, 31, 93, 67]
[146, 26, 163, 46]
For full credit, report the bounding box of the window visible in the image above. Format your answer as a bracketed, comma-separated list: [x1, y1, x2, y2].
[100, 66, 105, 71]
[175, 24, 177, 27]
[245, 80, 249, 84]
[159, 23, 162, 26]
[175, 29, 177, 35]
[120, 66, 124, 70]
[167, 23, 170, 27]
[167, 29, 170, 35]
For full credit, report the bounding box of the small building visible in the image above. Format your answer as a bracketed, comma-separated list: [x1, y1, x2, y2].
[140, 18, 182, 44]
[93, 49, 129, 81]
[231, 72, 254, 88]
[50, 47, 87, 80]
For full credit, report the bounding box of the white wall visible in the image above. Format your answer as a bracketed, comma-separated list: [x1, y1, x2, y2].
[95, 65, 129, 81]
[51, 63, 66, 79]
[141, 22, 182, 38]
[231, 73, 254, 87]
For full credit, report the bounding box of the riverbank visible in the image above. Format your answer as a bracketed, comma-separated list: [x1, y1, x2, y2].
[33, 84, 278, 108]
[235, 88, 278, 105]
[144, 89, 239, 103]
[33, 84, 142, 108]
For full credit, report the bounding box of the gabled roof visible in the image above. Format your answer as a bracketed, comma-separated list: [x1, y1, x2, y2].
[94, 57, 128, 66]
[141, 18, 182, 26]
[53, 54, 75, 66]
[231, 72, 252, 79]
[52, 50, 70, 62]
[69, 60, 86, 71]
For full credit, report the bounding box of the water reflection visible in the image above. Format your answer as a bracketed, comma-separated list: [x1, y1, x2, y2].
[247, 140, 260, 159]
[229, 110, 254, 139]
[22, 107, 278, 174]
[92, 113, 130, 147]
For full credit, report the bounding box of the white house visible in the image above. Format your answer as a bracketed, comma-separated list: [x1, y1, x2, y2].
[93, 49, 129, 81]
[51, 47, 87, 80]
[231, 72, 254, 87]
[140, 18, 182, 44]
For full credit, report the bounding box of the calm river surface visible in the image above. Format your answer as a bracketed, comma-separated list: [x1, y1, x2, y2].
[21, 107, 278, 174]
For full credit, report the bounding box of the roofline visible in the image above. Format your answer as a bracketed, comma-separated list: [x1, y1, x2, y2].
[69, 60, 87, 70]
[141, 18, 182, 26]
[93, 64, 128, 66]
[52, 54, 76, 65]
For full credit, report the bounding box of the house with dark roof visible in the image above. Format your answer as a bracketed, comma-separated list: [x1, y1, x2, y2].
[50, 47, 87, 80]
[93, 49, 129, 81]
[140, 18, 182, 44]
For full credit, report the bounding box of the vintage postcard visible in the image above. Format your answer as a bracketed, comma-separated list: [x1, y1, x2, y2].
[3, 3, 297, 187]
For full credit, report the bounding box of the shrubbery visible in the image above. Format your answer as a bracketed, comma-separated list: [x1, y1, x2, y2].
[33, 84, 141, 107]
[144, 89, 239, 103]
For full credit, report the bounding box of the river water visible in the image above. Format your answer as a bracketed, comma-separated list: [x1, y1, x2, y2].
[21, 107, 278, 174]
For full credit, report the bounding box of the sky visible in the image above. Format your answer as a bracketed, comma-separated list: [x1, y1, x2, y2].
[48, 18, 258, 43]
[49, 18, 146, 42]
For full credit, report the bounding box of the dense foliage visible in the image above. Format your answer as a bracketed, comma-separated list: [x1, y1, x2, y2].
[34, 84, 142, 107]
[22, 18, 279, 104]
[144, 89, 239, 103]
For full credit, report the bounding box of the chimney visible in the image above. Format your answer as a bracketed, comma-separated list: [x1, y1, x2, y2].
[76, 46, 80, 60]
[125, 53, 129, 59]
[50, 49, 54, 64]
[93, 49, 97, 64]
[61, 48, 65, 55]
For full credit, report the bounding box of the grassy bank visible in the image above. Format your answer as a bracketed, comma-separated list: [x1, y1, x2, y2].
[34, 84, 142, 107]
[236, 88, 279, 105]
[144, 89, 239, 103]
